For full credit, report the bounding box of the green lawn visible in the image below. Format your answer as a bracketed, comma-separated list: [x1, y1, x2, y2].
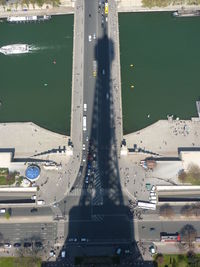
[0, 175, 15, 185]
[0, 257, 41, 267]
[155, 254, 200, 267]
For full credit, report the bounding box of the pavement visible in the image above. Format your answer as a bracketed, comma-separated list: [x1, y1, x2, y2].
[0, 0, 74, 18]
[117, 0, 200, 12]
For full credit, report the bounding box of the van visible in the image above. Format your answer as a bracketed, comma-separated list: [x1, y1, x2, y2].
[150, 192, 156, 197]
[0, 209, 6, 214]
[83, 116, 87, 131]
[84, 104, 87, 112]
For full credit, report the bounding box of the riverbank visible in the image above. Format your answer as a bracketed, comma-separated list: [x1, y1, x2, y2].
[0, 0, 73, 18]
[124, 118, 200, 157]
[117, 0, 200, 12]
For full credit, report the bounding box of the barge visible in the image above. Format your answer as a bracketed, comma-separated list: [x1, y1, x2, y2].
[7, 15, 51, 23]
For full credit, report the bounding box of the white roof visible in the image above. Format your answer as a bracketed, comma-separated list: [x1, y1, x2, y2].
[180, 151, 200, 170]
[0, 152, 12, 168]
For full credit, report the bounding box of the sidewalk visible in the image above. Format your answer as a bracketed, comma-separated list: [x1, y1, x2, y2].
[117, 0, 200, 12]
[0, 215, 53, 223]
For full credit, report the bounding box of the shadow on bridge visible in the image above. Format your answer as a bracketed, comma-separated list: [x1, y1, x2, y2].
[42, 9, 150, 267]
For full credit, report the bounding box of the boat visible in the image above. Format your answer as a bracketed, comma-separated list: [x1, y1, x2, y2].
[0, 44, 30, 55]
[7, 15, 51, 23]
[172, 10, 200, 17]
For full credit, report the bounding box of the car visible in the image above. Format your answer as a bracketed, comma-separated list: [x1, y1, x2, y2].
[150, 227, 155, 231]
[82, 156, 86, 162]
[81, 238, 88, 242]
[116, 248, 122, 255]
[102, 69, 105, 75]
[88, 35, 92, 42]
[84, 103, 87, 112]
[14, 243, 21, 248]
[37, 200, 45, 205]
[93, 33, 96, 40]
[24, 242, 32, 248]
[88, 163, 91, 169]
[0, 209, 6, 214]
[149, 245, 156, 254]
[87, 169, 91, 176]
[35, 241, 43, 248]
[31, 195, 36, 200]
[4, 243, 12, 248]
[106, 93, 109, 100]
[50, 250, 56, 257]
[68, 238, 77, 242]
[106, 16, 108, 22]
[86, 136, 89, 142]
[61, 251, 66, 258]
[85, 176, 89, 184]
[30, 208, 38, 213]
[151, 185, 156, 191]
[83, 144, 86, 150]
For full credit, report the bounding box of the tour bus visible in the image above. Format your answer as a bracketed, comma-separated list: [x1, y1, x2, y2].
[160, 232, 181, 242]
[137, 201, 156, 210]
[83, 116, 87, 131]
[105, 2, 108, 15]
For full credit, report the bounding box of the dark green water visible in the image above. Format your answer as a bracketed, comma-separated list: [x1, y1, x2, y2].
[0, 15, 73, 135]
[119, 12, 200, 134]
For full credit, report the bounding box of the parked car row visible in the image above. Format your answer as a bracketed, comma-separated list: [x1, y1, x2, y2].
[0, 241, 43, 249]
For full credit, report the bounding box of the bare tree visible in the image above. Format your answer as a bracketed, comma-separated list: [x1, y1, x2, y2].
[159, 204, 174, 218]
[181, 204, 200, 217]
[178, 170, 187, 183]
[181, 224, 197, 249]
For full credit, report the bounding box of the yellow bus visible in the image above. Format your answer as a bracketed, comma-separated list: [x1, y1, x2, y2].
[105, 2, 108, 15]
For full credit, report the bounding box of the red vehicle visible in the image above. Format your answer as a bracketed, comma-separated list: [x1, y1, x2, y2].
[160, 233, 181, 242]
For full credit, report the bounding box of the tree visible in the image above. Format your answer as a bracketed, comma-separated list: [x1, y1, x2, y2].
[156, 254, 164, 265]
[159, 204, 174, 218]
[181, 224, 197, 249]
[181, 204, 200, 217]
[178, 170, 187, 183]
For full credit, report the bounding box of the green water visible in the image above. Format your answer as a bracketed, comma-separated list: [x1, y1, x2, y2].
[119, 12, 200, 134]
[0, 15, 73, 135]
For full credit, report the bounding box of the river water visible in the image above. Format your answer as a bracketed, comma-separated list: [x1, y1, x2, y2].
[0, 15, 73, 135]
[119, 12, 200, 134]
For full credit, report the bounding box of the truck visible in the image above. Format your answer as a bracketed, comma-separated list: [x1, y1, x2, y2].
[83, 116, 87, 131]
[137, 201, 156, 210]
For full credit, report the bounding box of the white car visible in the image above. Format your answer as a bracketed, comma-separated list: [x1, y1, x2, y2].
[61, 251, 66, 258]
[88, 35, 92, 42]
[49, 250, 56, 257]
[4, 243, 12, 248]
[86, 136, 89, 141]
[85, 176, 89, 184]
[93, 33, 96, 40]
[83, 144, 86, 150]
[81, 238, 88, 242]
[84, 103, 87, 112]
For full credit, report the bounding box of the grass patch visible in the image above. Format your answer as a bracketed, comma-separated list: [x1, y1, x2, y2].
[0, 257, 41, 267]
[154, 254, 200, 267]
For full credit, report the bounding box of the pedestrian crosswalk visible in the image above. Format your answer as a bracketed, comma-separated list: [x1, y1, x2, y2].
[91, 214, 104, 222]
[92, 168, 104, 206]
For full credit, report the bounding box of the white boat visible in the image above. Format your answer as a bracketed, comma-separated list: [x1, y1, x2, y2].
[0, 44, 30, 55]
[7, 15, 51, 23]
